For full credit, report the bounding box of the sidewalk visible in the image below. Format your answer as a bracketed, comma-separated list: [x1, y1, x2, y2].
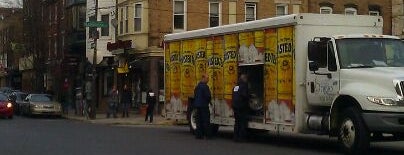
[62, 111, 178, 126]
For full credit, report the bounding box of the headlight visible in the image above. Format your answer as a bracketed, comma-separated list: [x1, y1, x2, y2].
[30, 104, 39, 108]
[6, 103, 12, 108]
[367, 97, 397, 106]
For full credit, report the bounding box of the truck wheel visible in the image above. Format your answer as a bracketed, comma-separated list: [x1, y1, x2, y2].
[188, 108, 197, 135]
[338, 107, 370, 154]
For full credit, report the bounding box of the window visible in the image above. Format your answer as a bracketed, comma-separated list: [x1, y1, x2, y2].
[209, 2, 220, 27]
[327, 41, 337, 71]
[120, 8, 123, 34]
[173, 0, 186, 30]
[125, 6, 128, 33]
[245, 3, 256, 21]
[345, 7, 357, 15]
[369, 5, 381, 16]
[369, 11, 379, 16]
[101, 14, 110, 36]
[320, 6, 332, 14]
[276, 4, 288, 16]
[134, 3, 142, 32]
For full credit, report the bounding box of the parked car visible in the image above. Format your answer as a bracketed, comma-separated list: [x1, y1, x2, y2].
[9, 92, 28, 115]
[21, 94, 62, 117]
[0, 93, 13, 119]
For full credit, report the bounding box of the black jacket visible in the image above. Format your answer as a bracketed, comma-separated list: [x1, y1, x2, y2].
[121, 90, 132, 104]
[232, 80, 249, 110]
[193, 82, 211, 108]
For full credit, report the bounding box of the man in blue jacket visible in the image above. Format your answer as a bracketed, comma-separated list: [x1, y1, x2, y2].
[232, 74, 250, 142]
[193, 74, 212, 139]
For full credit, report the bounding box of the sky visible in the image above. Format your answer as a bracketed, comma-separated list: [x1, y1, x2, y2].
[0, 0, 23, 8]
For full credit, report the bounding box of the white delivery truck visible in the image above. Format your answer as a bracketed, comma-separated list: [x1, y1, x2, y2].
[163, 13, 404, 154]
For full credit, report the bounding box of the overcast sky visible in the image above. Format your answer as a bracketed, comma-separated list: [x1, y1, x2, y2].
[0, 0, 23, 8]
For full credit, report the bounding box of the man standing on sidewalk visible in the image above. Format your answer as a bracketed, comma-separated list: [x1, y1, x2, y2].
[121, 84, 132, 118]
[193, 74, 212, 139]
[145, 89, 156, 123]
[107, 86, 119, 118]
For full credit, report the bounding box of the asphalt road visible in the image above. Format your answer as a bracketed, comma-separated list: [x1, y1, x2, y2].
[1, 116, 404, 155]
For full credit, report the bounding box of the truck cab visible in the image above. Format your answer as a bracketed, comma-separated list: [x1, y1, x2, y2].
[307, 35, 404, 153]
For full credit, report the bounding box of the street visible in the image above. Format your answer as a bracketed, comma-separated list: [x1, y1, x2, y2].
[0, 116, 404, 155]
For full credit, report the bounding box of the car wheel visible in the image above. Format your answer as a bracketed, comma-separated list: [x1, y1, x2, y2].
[8, 115, 13, 119]
[338, 107, 370, 155]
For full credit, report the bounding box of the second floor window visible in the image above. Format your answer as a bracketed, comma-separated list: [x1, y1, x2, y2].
[125, 6, 129, 33]
[209, 2, 220, 27]
[345, 7, 357, 15]
[245, 3, 256, 22]
[134, 3, 142, 32]
[120, 8, 123, 34]
[369, 10, 380, 16]
[101, 14, 109, 36]
[320, 6, 333, 14]
[174, 0, 185, 30]
[276, 4, 288, 16]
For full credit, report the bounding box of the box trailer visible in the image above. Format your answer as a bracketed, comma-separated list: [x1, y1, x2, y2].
[163, 13, 404, 154]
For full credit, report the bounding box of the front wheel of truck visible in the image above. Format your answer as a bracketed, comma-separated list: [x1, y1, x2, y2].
[338, 107, 370, 155]
[188, 108, 197, 135]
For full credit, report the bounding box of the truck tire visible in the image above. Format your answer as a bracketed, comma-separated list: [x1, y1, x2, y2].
[188, 108, 197, 135]
[338, 107, 370, 155]
[210, 124, 219, 136]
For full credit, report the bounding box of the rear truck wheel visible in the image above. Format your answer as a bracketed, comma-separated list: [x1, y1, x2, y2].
[188, 108, 197, 135]
[338, 107, 370, 155]
[210, 124, 219, 136]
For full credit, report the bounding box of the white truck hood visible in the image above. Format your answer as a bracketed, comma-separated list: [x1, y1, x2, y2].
[340, 67, 404, 97]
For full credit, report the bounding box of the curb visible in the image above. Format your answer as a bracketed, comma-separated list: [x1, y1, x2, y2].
[62, 115, 178, 126]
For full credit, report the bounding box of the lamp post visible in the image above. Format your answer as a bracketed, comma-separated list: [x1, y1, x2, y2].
[90, 0, 99, 119]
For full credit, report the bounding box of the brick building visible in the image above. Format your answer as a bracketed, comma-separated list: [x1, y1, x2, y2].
[0, 8, 23, 89]
[392, 0, 404, 38]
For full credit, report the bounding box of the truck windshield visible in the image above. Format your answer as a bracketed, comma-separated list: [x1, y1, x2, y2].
[336, 38, 404, 69]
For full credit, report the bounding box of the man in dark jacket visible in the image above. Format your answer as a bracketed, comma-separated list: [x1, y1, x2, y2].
[232, 74, 250, 142]
[121, 84, 132, 118]
[193, 74, 212, 139]
[145, 89, 156, 123]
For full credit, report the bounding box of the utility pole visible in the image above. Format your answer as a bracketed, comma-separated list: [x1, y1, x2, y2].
[90, 0, 99, 119]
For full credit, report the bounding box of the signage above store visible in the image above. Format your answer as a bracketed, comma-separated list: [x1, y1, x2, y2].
[107, 40, 132, 51]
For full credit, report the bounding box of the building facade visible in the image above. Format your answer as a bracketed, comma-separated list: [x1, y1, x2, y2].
[86, 0, 116, 110]
[392, 0, 404, 38]
[0, 8, 23, 89]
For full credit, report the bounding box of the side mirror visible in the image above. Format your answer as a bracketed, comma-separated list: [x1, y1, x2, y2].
[309, 61, 319, 71]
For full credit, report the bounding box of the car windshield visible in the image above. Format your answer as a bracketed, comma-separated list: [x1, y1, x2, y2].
[30, 95, 52, 102]
[0, 94, 8, 101]
[337, 38, 404, 69]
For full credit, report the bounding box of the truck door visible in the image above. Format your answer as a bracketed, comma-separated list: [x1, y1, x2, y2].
[306, 38, 340, 106]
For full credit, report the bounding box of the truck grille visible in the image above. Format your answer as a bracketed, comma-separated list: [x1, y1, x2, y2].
[400, 81, 404, 96]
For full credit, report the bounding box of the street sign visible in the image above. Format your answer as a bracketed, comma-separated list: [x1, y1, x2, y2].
[84, 21, 108, 28]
